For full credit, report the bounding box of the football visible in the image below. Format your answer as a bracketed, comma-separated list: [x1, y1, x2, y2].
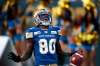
[70, 50, 85, 66]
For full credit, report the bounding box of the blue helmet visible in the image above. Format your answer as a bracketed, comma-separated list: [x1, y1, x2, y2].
[33, 9, 52, 26]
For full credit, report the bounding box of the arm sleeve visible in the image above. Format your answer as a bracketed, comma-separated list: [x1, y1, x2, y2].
[25, 29, 34, 39]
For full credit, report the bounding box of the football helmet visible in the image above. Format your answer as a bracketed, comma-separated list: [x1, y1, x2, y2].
[33, 9, 52, 26]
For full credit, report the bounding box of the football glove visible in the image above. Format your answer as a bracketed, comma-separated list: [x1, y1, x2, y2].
[8, 52, 21, 62]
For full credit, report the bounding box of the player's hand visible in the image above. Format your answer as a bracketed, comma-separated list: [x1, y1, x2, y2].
[8, 52, 21, 62]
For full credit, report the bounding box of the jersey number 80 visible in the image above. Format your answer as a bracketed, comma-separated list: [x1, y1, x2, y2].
[39, 39, 56, 54]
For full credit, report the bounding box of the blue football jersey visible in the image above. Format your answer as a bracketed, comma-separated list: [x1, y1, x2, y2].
[25, 26, 60, 65]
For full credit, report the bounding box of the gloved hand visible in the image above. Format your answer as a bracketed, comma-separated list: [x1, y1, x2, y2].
[8, 52, 21, 62]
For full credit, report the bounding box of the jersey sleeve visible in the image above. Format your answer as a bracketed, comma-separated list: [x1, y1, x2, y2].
[25, 28, 34, 39]
[53, 26, 68, 44]
[53, 26, 62, 35]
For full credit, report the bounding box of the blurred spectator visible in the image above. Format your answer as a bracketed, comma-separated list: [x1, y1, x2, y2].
[71, 15, 84, 48]
[0, 5, 3, 35]
[0, 0, 5, 5]
[7, 0, 18, 20]
[79, 24, 98, 66]
[2, 20, 8, 35]
[24, 0, 37, 28]
[72, 12, 83, 36]
[18, 0, 27, 13]
[84, 5, 99, 32]
[37, 0, 52, 9]
[6, 0, 18, 37]
[96, 0, 100, 33]
[25, 0, 36, 15]
[52, 0, 72, 26]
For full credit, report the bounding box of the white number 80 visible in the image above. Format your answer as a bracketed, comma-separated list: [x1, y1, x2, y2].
[39, 39, 56, 54]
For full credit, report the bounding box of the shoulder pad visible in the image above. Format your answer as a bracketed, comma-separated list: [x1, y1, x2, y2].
[25, 27, 38, 32]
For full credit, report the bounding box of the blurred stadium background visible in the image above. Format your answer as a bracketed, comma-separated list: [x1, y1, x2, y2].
[0, 0, 100, 66]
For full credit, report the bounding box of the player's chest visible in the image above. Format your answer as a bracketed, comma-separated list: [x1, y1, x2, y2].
[33, 30, 58, 39]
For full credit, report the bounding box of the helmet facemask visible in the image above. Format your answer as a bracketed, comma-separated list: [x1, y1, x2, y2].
[33, 9, 52, 26]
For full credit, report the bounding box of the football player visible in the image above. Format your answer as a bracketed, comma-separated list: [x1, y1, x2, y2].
[8, 9, 63, 66]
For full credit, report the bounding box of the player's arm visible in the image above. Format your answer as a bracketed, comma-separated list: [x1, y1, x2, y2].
[20, 38, 33, 61]
[56, 38, 65, 65]
[59, 27, 71, 53]
[8, 31, 34, 62]
[8, 38, 33, 62]
[59, 36, 71, 53]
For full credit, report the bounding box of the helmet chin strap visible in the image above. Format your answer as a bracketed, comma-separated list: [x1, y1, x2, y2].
[38, 25, 49, 30]
[37, 22, 49, 27]
[39, 20, 50, 26]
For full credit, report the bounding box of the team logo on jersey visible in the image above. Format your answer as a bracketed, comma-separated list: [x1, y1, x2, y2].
[51, 31, 57, 34]
[34, 31, 41, 35]
[44, 31, 48, 33]
[25, 32, 33, 39]
[58, 30, 61, 35]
